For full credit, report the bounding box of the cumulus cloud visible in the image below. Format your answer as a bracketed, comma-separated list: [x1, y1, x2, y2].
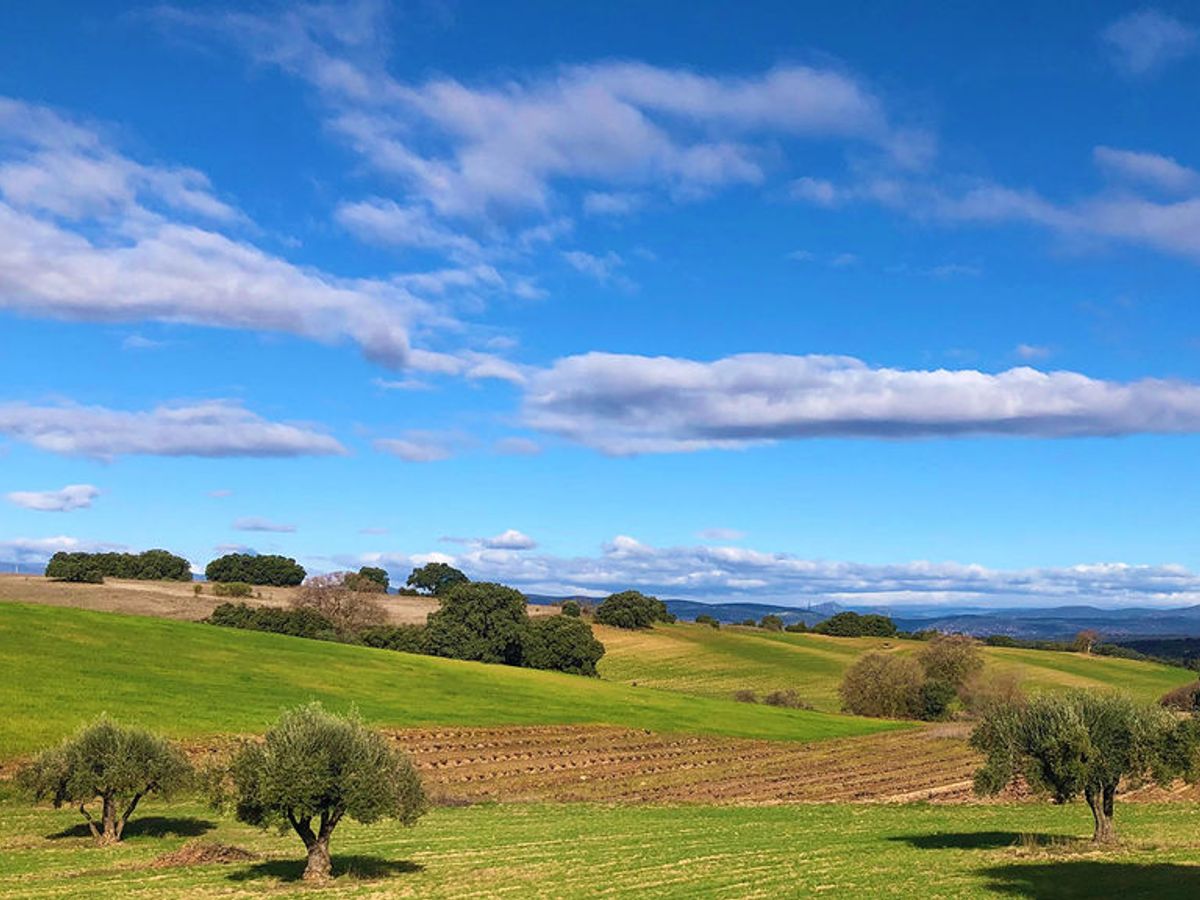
[521, 352, 1200, 454]
[6, 484, 100, 512]
[482, 529, 538, 550]
[1101, 9, 1198, 75]
[233, 517, 297, 533]
[0, 399, 345, 459]
[350, 535, 1200, 607]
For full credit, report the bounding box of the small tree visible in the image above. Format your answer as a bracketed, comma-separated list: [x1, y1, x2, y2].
[357, 566, 390, 592]
[1074, 629, 1101, 655]
[560, 599, 582, 618]
[221, 704, 426, 881]
[594, 590, 672, 629]
[522, 615, 606, 676]
[695, 614, 720, 629]
[839, 652, 924, 718]
[918, 633, 983, 689]
[17, 717, 191, 844]
[760, 614, 784, 632]
[405, 562, 469, 596]
[292, 574, 386, 637]
[423, 581, 528, 664]
[972, 691, 1199, 843]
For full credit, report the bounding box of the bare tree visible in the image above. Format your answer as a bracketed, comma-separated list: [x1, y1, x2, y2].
[291, 574, 386, 636]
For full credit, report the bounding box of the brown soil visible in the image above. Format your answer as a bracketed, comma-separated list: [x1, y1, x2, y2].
[150, 841, 258, 868]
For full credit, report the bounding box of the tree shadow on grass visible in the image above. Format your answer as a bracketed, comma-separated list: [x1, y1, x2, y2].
[47, 816, 216, 840]
[980, 861, 1200, 898]
[890, 832, 1072, 851]
[228, 856, 423, 884]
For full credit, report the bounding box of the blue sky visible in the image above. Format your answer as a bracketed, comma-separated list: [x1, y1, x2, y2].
[2, 1, 1200, 607]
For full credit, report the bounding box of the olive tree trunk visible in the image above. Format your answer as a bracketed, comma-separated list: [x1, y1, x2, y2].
[289, 809, 342, 882]
[1085, 784, 1117, 843]
[304, 838, 333, 881]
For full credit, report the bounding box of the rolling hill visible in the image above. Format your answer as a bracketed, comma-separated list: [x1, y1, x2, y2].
[594, 621, 1196, 711]
[0, 602, 896, 760]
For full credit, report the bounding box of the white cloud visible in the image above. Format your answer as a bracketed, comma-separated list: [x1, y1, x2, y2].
[6, 484, 100, 512]
[350, 535, 1200, 607]
[482, 529, 538, 550]
[208, 489, 234, 498]
[0, 535, 123, 564]
[374, 431, 456, 462]
[334, 198, 483, 260]
[521, 351, 1200, 454]
[562, 250, 627, 285]
[698, 527, 746, 542]
[1101, 9, 1198, 75]
[233, 517, 297, 533]
[494, 436, 541, 456]
[0, 399, 345, 459]
[1015, 343, 1051, 360]
[582, 191, 643, 216]
[1094, 146, 1200, 194]
[121, 334, 168, 351]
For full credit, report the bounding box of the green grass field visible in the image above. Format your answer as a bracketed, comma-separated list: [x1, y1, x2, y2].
[0, 603, 897, 759]
[3, 782, 1199, 898]
[595, 621, 1197, 710]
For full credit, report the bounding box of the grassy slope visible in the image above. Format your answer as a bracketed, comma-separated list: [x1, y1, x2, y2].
[595, 622, 1196, 710]
[3, 786, 1200, 898]
[0, 603, 896, 759]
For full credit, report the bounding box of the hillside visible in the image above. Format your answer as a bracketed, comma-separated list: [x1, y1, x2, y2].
[595, 621, 1196, 710]
[0, 603, 897, 760]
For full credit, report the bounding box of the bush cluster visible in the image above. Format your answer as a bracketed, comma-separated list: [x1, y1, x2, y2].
[695, 614, 720, 629]
[211, 581, 253, 598]
[46, 549, 191, 583]
[206, 602, 338, 640]
[814, 611, 897, 637]
[204, 553, 305, 586]
[839, 633, 986, 721]
[594, 590, 674, 629]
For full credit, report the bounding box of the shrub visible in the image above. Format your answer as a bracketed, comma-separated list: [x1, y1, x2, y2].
[560, 600, 582, 618]
[1161, 682, 1200, 712]
[193, 583, 203, 596]
[760, 614, 784, 632]
[595, 590, 672, 629]
[45, 549, 191, 582]
[815, 611, 897, 637]
[17, 716, 191, 844]
[405, 562, 469, 596]
[219, 704, 426, 881]
[424, 582, 529, 665]
[918, 633, 983, 689]
[763, 689, 812, 710]
[784, 622, 808, 633]
[960, 670, 1026, 716]
[292, 574, 387, 636]
[919, 679, 958, 720]
[356, 566, 389, 591]
[695, 614, 720, 629]
[206, 603, 338, 640]
[733, 689, 758, 703]
[359, 625, 427, 654]
[204, 553, 305, 586]
[739, 618, 757, 627]
[212, 581, 253, 598]
[972, 692, 1199, 843]
[522, 615, 606, 676]
[839, 652, 924, 718]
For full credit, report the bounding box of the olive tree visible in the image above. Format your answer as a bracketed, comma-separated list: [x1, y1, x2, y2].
[17, 717, 191, 844]
[972, 691, 1198, 842]
[222, 704, 426, 881]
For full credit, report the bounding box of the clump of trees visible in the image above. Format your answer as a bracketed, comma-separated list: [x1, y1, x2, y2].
[17, 717, 192, 844]
[840, 634, 985, 720]
[594, 590, 675, 629]
[204, 553, 306, 586]
[46, 549, 191, 584]
[695, 614, 720, 629]
[972, 691, 1199, 842]
[522, 615, 606, 676]
[405, 562, 469, 596]
[760, 614, 784, 632]
[814, 611, 897, 637]
[216, 704, 426, 881]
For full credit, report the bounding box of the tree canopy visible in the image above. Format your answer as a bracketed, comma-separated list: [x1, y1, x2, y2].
[17, 716, 191, 844]
[46, 549, 191, 583]
[423, 581, 529, 665]
[595, 590, 674, 629]
[813, 611, 897, 637]
[972, 691, 1199, 842]
[405, 562, 469, 595]
[222, 703, 425, 881]
[522, 615, 606, 676]
[204, 553, 306, 586]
